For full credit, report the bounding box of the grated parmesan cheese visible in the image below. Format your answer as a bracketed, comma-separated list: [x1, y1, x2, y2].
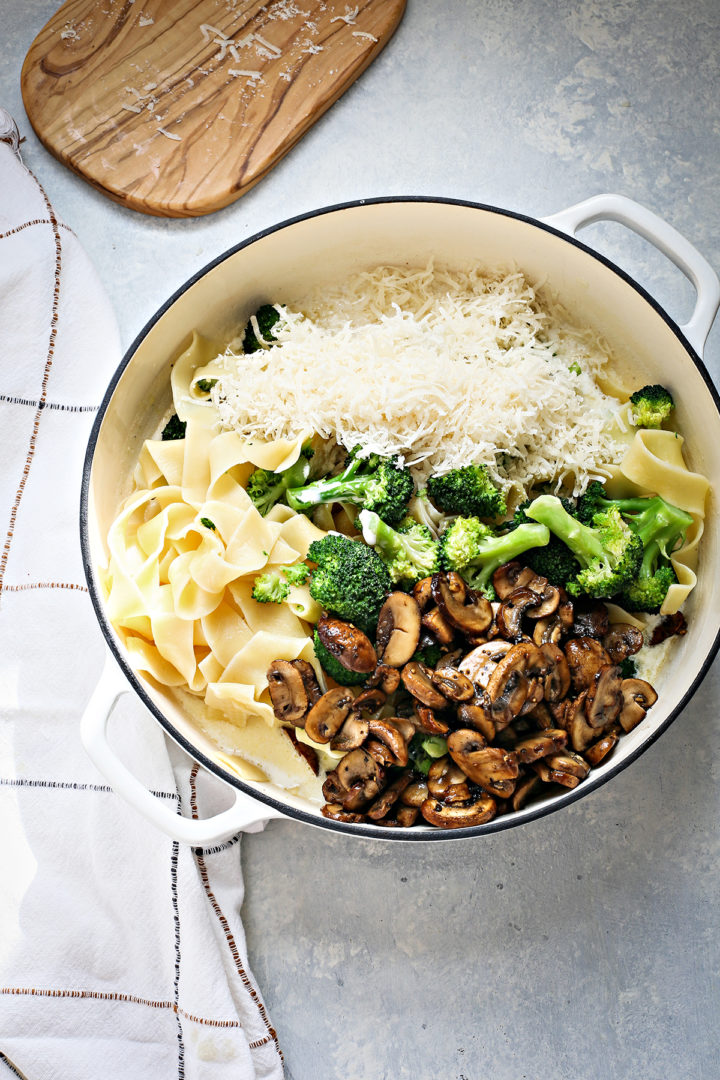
[210, 263, 631, 498]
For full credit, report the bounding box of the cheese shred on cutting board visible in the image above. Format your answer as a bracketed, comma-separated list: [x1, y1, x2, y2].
[212, 262, 629, 496]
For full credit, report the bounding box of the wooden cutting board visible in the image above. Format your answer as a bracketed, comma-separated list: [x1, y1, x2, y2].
[21, 0, 406, 217]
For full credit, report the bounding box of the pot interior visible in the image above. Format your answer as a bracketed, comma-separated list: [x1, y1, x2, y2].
[84, 199, 720, 838]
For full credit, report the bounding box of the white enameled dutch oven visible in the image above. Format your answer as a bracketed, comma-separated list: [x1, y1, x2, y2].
[80, 194, 720, 845]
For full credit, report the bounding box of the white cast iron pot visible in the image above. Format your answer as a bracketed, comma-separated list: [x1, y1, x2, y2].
[80, 194, 720, 844]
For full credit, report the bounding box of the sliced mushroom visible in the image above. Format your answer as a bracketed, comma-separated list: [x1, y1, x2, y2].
[400, 778, 430, 807]
[585, 664, 623, 729]
[496, 587, 544, 640]
[565, 692, 598, 752]
[618, 677, 658, 732]
[519, 677, 545, 716]
[524, 700, 554, 730]
[426, 755, 471, 799]
[539, 643, 571, 703]
[283, 728, 319, 774]
[431, 571, 493, 635]
[322, 771, 344, 802]
[304, 687, 355, 743]
[412, 576, 434, 612]
[420, 794, 497, 829]
[400, 660, 449, 710]
[372, 805, 421, 827]
[447, 730, 519, 797]
[367, 717, 409, 767]
[421, 606, 456, 645]
[330, 712, 370, 752]
[572, 601, 610, 640]
[336, 747, 378, 793]
[584, 730, 620, 765]
[485, 642, 547, 728]
[533, 614, 564, 646]
[603, 623, 644, 664]
[456, 699, 497, 741]
[429, 666, 476, 702]
[368, 773, 412, 820]
[492, 561, 537, 599]
[388, 716, 417, 744]
[526, 583, 561, 619]
[513, 728, 568, 764]
[457, 640, 513, 687]
[376, 592, 422, 668]
[267, 660, 309, 724]
[321, 803, 366, 823]
[351, 688, 386, 714]
[564, 637, 612, 692]
[413, 704, 451, 736]
[317, 613, 377, 673]
[289, 659, 323, 707]
[511, 773, 542, 812]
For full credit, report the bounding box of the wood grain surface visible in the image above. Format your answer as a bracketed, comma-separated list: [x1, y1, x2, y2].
[21, 0, 405, 217]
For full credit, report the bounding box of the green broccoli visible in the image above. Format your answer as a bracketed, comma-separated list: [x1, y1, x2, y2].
[286, 446, 414, 526]
[509, 500, 581, 587]
[439, 517, 550, 598]
[313, 628, 368, 686]
[412, 642, 445, 668]
[628, 384, 675, 429]
[575, 484, 693, 612]
[525, 494, 643, 600]
[408, 733, 448, 776]
[161, 413, 186, 441]
[242, 304, 283, 353]
[247, 443, 314, 517]
[251, 563, 310, 604]
[307, 532, 391, 634]
[619, 657, 638, 679]
[426, 465, 506, 519]
[358, 510, 439, 589]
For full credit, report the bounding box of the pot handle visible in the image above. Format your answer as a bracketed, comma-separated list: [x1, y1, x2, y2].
[543, 194, 720, 356]
[81, 650, 285, 845]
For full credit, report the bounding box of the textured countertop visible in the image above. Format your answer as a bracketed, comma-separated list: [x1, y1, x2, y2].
[2, 2, 719, 1077]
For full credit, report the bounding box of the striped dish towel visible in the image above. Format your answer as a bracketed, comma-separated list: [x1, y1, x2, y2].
[0, 111, 283, 1080]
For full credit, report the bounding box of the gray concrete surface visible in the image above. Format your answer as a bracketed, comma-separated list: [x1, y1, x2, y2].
[2, 1, 719, 1077]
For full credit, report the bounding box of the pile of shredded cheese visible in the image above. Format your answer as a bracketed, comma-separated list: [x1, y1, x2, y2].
[211, 262, 629, 497]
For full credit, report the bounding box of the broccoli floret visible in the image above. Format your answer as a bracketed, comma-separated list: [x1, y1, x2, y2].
[251, 563, 310, 604]
[287, 446, 414, 526]
[408, 733, 448, 777]
[161, 413, 186, 441]
[313, 629, 368, 686]
[195, 378, 218, 394]
[509, 499, 581, 587]
[575, 484, 693, 612]
[247, 443, 314, 517]
[619, 657, 638, 679]
[358, 510, 439, 589]
[525, 494, 643, 599]
[412, 642, 444, 668]
[307, 533, 391, 634]
[242, 304, 282, 353]
[628, 384, 675, 429]
[426, 465, 506, 519]
[439, 517, 550, 598]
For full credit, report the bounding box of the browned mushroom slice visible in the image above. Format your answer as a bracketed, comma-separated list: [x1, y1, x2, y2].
[585, 664, 623, 729]
[336, 747, 379, 796]
[388, 716, 417, 744]
[526, 583, 561, 619]
[533, 750, 590, 788]
[289, 658, 323, 707]
[429, 666, 475, 702]
[426, 755, 472, 800]
[322, 770, 345, 802]
[650, 611, 687, 645]
[372, 805, 421, 828]
[420, 794, 497, 829]
[492, 561, 537, 599]
[447, 730, 519, 797]
[316, 613, 377, 673]
[565, 691, 597, 752]
[533, 614, 564, 646]
[618, 677, 658, 732]
[539, 642, 571, 703]
[564, 636, 612, 692]
[603, 623, 644, 664]
[304, 687, 355, 743]
[351, 688, 387, 714]
[376, 592, 422, 668]
[365, 739, 396, 769]
[400, 660, 449, 710]
[283, 728, 319, 774]
[421, 606, 456, 645]
[367, 663, 402, 695]
[456, 700, 496, 741]
[367, 718, 410, 767]
[548, 698, 572, 731]
[584, 730, 620, 765]
[519, 677, 545, 716]
[266, 660, 309, 724]
[557, 593, 575, 632]
[496, 587, 545, 640]
[571, 600, 610, 639]
[413, 703, 451, 736]
[400, 778, 430, 807]
[485, 641, 547, 727]
[367, 773, 413, 820]
[321, 803, 366, 823]
[330, 712, 370, 752]
[431, 571, 493, 636]
[514, 728, 568, 764]
[412, 576, 434, 612]
[457, 640, 513, 687]
[524, 700, 554, 731]
[511, 773, 542, 812]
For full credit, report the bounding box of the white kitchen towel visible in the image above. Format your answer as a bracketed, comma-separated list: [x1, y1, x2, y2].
[0, 111, 284, 1080]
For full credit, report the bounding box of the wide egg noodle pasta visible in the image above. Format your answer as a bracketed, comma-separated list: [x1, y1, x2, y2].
[619, 430, 710, 615]
[103, 416, 324, 741]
